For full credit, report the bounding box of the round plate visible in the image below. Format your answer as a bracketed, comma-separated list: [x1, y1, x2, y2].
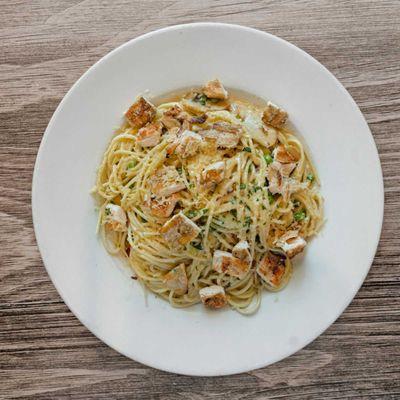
[32, 23, 384, 376]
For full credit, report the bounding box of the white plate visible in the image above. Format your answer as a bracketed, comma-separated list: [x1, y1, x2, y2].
[32, 23, 384, 376]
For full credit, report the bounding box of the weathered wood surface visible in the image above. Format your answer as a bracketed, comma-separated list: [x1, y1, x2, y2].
[1, 1, 399, 398]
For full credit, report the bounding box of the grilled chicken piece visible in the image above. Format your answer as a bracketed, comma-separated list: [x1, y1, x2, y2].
[257, 250, 288, 288]
[125, 97, 156, 128]
[160, 212, 201, 246]
[136, 122, 162, 147]
[201, 122, 241, 149]
[149, 166, 186, 197]
[199, 285, 227, 309]
[104, 204, 127, 232]
[175, 130, 203, 158]
[276, 231, 306, 258]
[203, 79, 228, 100]
[201, 161, 225, 190]
[144, 194, 179, 218]
[266, 163, 283, 195]
[272, 145, 298, 164]
[262, 101, 288, 128]
[212, 250, 250, 279]
[163, 263, 188, 295]
[160, 115, 181, 130]
[271, 160, 296, 177]
[232, 240, 252, 266]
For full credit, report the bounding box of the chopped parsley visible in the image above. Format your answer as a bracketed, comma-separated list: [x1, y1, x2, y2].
[188, 183, 195, 189]
[264, 154, 273, 165]
[239, 183, 247, 190]
[253, 186, 262, 192]
[243, 147, 252, 153]
[268, 192, 275, 204]
[201, 208, 209, 214]
[294, 211, 306, 221]
[306, 173, 315, 182]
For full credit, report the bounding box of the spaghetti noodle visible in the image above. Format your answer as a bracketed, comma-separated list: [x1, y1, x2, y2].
[94, 79, 323, 314]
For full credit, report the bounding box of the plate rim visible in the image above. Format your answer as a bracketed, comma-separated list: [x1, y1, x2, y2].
[31, 22, 384, 376]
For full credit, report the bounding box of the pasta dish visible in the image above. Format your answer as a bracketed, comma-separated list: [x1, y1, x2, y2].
[94, 79, 323, 314]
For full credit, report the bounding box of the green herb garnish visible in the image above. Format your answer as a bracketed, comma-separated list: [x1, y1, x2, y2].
[268, 192, 275, 205]
[127, 161, 137, 169]
[294, 211, 306, 221]
[186, 210, 198, 218]
[194, 93, 207, 105]
[105, 207, 111, 216]
[230, 209, 237, 218]
[264, 154, 273, 165]
[253, 186, 262, 192]
[243, 147, 252, 153]
[239, 183, 247, 190]
[244, 216, 252, 228]
[306, 173, 315, 182]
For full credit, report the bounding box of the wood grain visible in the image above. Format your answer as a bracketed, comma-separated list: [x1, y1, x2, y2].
[1, 1, 399, 398]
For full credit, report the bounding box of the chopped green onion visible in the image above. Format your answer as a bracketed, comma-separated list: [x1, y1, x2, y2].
[306, 173, 315, 182]
[240, 183, 247, 190]
[264, 154, 273, 165]
[189, 183, 194, 188]
[243, 147, 252, 153]
[294, 211, 306, 221]
[253, 186, 262, 192]
[127, 161, 137, 169]
[268, 192, 275, 204]
[201, 208, 209, 214]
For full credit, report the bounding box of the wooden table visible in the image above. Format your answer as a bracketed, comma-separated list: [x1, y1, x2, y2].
[1, 1, 399, 398]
